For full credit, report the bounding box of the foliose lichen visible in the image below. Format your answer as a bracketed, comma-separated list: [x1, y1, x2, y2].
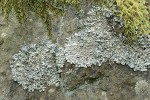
[9, 6, 150, 92]
[56, 47, 65, 71]
[10, 40, 60, 92]
[64, 7, 150, 71]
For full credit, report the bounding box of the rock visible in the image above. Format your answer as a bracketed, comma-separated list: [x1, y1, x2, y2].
[0, 1, 150, 100]
[0, 38, 4, 46]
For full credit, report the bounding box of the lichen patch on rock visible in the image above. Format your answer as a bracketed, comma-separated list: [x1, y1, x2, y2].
[64, 7, 150, 71]
[10, 40, 60, 92]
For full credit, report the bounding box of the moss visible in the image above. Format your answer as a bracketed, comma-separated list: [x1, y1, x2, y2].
[0, 0, 149, 42]
[116, 0, 150, 43]
[0, 0, 79, 36]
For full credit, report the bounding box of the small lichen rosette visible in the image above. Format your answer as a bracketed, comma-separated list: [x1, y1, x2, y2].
[10, 41, 60, 92]
[135, 80, 150, 96]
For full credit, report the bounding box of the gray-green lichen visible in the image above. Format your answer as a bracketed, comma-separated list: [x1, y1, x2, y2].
[10, 40, 60, 92]
[64, 6, 150, 71]
[56, 47, 65, 69]
[9, 6, 150, 92]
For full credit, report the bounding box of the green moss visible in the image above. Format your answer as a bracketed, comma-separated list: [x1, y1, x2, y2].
[0, 0, 79, 36]
[116, 0, 150, 43]
[0, 0, 149, 43]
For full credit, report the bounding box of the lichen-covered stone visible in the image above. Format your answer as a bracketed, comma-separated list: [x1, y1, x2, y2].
[10, 40, 60, 92]
[64, 7, 150, 71]
[56, 47, 65, 69]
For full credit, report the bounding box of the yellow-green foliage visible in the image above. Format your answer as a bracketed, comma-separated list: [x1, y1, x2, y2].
[0, 0, 149, 42]
[0, 0, 79, 36]
[116, 0, 150, 42]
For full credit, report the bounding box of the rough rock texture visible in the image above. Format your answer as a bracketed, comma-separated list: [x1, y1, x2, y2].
[61, 63, 150, 100]
[0, 1, 150, 100]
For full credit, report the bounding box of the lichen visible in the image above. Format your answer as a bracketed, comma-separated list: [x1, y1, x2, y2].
[64, 7, 150, 71]
[64, 8, 112, 67]
[9, 6, 150, 93]
[56, 47, 65, 72]
[10, 40, 60, 92]
[135, 80, 150, 97]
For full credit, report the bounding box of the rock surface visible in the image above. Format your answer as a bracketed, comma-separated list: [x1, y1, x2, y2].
[0, 2, 150, 100]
